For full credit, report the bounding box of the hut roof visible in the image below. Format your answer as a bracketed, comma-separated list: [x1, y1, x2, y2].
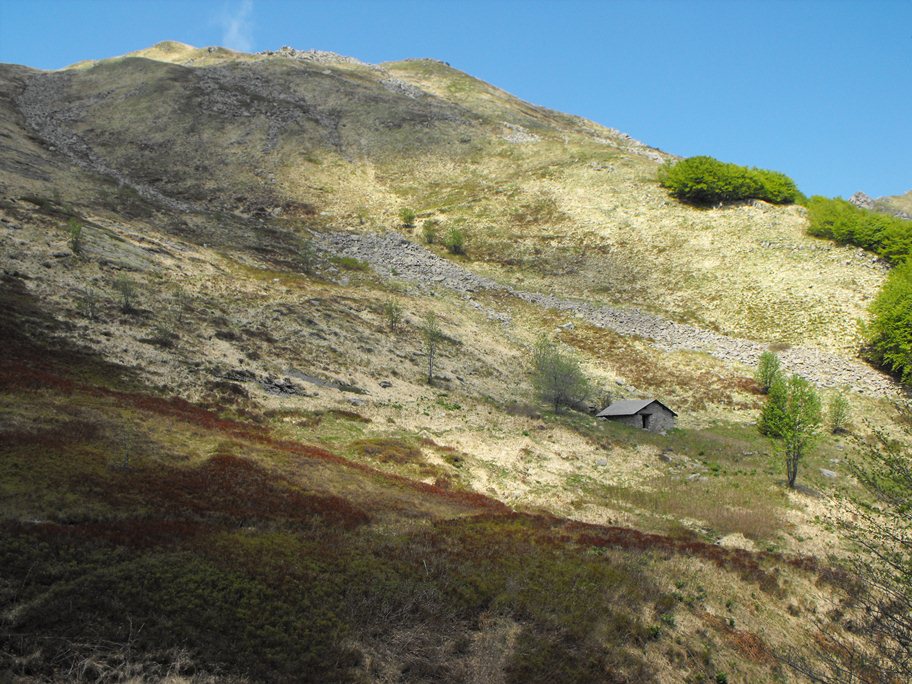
[596, 399, 677, 418]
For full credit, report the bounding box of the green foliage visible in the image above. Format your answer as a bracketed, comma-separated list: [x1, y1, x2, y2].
[806, 196, 912, 264]
[422, 219, 439, 244]
[444, 226, 466, 254]
[531, 336, 590, 413]
[399, 207, 417, 228]
[658, 156, 800, 206]
[67, 218, 83, 254]
[827, 391, 851, 434]
[332, 256, 370, 271]
[758, 374, 821, 488]
[755, 351, 782, 394]
[865, 260, 912, 384]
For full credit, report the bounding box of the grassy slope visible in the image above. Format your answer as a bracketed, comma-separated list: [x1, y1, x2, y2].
[0, 43, 902, 680]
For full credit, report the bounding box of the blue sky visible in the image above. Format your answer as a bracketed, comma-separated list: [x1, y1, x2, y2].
[0, 0, 909, 198]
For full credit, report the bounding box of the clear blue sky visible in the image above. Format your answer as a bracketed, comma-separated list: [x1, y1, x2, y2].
[1, 0, 909, 198]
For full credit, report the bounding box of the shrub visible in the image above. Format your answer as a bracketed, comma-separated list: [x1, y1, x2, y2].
[399, 207, 416, 228]
[531, 336, 590, 412]
[806, 196, 912, 264]
[658, 156, 800, 206]
[865, 259, 912, 383]
[113, 276, 138, 313]
[67, 218, 83, 254]
[422, 219, 439, 244]
[755, 351, 782, 394]
[382, 298, 402, 331]
[333, 256, 370, 271]
[827, 391, 851, 434]
[444, 227, 465, 255]
[78, 286, 99, 320]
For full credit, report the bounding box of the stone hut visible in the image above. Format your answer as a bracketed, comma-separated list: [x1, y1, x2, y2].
[596, 399, 676, 433]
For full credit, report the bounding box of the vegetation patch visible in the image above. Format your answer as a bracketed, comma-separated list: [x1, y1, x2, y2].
[658, 156, 801, 206]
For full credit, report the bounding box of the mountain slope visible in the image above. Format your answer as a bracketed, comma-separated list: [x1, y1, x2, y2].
[0, 42, 906, 682]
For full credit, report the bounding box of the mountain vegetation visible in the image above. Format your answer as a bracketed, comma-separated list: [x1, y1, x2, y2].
[0, 41, 909, 682]
[658, 155, 801, 206]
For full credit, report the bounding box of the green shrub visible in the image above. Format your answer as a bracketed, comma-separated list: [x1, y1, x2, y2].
[422, 219, 439, 244]
[382, 298, 402, 331]
[332, 256, 370, 271]
[827, 391, 851, 434]
[806, 196, 912, 264]
[444, 227, 465, 255]
[755, 351, 782, 394]
[67, 218, 83, 254]
[865, 259, 912, 383]
[658, 156, 800, 206]
[399, 207, 417, 228]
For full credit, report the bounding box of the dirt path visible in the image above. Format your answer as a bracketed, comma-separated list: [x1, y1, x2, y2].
[318, 231, 904, 398]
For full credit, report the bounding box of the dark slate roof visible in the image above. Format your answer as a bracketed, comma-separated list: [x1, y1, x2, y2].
[596, 399, 677, 418]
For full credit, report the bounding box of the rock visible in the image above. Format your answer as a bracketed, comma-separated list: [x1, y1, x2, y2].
[596, 458, 608, 467]
[849, 191, 875, 210]
[348, 398, 364, 406]
[378, 380, 392, 388]
[659, 450, 674, 463]
[820, 468, 838, 479]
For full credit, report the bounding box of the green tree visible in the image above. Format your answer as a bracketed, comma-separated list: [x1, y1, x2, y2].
[758, 374, 821, 488]
[530, 336, 590, 413]
[755, 351, 782, 394]
[421, 312, 444, 384]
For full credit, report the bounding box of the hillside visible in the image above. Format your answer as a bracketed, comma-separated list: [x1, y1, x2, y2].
[1, 42, 909, 682]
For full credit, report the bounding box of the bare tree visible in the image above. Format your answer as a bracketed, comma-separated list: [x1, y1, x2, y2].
[422, 313, 444, 384]
[530, 336, 589, 413]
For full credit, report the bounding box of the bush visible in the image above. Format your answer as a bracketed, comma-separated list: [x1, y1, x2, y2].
[658, 156, 800, 206]
[444, 227, 465, 255]
[382, 298, 402, 331]
[113, 276, 138, 314]
[422, 219, 439, 244]
[806, 196, 912, 264]
[865, 259, 912, 383]
[827, 391, 851, 434]
[755, 351, 782, 393]
[399, 207, 416, 228]
[67, 218, 83, 254]
[531, 336, 590, 412]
